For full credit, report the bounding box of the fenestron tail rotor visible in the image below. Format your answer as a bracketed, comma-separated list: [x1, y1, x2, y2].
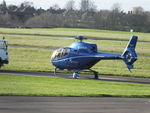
[122, 36, 138, 71]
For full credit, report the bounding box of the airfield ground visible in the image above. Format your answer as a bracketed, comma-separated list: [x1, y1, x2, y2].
[0, 28, 150, 78]
[0, 28, 150, 98]
[0, 28, 150, 113]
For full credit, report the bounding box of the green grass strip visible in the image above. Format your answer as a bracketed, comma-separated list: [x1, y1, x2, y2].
[0, 75, 150, 98]
[0, 27, 150, 41]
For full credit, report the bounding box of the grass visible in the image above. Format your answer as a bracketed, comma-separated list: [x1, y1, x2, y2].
[0, 75, 149, 97]
[1, 47, 150, 78]
[2, 47, 54, 72]
[0, 27, 150, 41]
[0, 34, 73, 49]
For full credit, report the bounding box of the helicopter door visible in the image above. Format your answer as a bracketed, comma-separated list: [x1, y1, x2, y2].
[65, 49, 79, 68]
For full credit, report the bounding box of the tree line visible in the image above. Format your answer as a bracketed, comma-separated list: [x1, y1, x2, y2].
[0, 0, 150, 32]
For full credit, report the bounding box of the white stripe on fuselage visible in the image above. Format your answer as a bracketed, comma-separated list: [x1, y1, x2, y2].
[52, 55, 101, 63]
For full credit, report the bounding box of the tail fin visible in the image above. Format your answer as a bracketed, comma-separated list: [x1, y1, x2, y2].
[122, 36, 138, 71]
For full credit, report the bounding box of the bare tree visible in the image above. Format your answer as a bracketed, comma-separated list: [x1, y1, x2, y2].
[51, 4, 60, 10]
[80, 0, 96, 12]
[111, 3, 121, 13]
[80, 0, 89, 11]
[25, 12, 63, 27]
[0, 0, 7, 14]
[0, 13, 12, 27]
[20, 1, 33, 8]
[65, 0, 75, 10]
[89, 0, 97, 12]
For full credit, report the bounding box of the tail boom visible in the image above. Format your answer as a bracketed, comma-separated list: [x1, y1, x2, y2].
[96, 36, 138, 71]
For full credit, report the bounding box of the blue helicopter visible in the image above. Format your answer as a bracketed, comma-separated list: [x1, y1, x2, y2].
[51, 36, 138, 79]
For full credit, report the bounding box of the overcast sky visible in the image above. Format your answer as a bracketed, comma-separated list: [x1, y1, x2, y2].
[1, 0, 150, 12]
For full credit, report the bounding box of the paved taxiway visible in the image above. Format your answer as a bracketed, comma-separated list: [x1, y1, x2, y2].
[0, 96, 150, 113]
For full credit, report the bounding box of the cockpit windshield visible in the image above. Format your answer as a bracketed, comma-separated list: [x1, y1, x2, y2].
[51, 47, 70, 60]
[0, 40, 7, 49]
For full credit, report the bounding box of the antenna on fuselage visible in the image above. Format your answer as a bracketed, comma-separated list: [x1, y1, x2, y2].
[75, 36, 87, 42]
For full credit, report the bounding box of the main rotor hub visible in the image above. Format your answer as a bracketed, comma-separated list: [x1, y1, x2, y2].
[75, 36, 87, 42]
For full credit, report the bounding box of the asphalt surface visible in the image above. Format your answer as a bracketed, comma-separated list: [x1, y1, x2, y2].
[0, 96, 150, 113]
[0, 70, 150, 84]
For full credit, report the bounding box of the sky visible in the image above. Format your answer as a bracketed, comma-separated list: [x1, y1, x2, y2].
[1, 0, 150, 12]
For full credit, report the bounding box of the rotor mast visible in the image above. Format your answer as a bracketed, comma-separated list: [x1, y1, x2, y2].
[76, 36, 87, 42]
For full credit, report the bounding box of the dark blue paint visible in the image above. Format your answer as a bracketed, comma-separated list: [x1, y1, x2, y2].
[51, 36, 138, 78]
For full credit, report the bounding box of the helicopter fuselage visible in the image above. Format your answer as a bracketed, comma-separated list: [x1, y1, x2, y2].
[52, 52, 100, 70]
[51, 41, 121, 70]
[50, 36, 138, 79]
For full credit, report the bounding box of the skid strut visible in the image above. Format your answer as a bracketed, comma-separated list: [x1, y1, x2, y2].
[54, 67, 57, 76]
[88, 69, 99, 79]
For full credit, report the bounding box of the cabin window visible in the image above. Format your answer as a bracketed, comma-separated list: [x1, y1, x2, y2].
[90, 46, 97, 52]
[51, 48, 69, 60]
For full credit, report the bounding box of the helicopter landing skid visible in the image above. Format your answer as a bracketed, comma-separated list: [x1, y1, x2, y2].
[54, 68, 98, 79]
[73, 70, 81, 79]
[54, 68, 80, 78]
[88, 69, 99, 79]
